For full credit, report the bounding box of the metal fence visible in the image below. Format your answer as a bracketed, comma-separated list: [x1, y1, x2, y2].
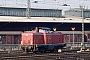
[0, 44, 21, 51]
[0, 42, 90, 51]
[66, 42, 90, 48]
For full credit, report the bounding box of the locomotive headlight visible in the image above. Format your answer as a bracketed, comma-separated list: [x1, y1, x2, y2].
[58, 49, 62, 53]
[26, 33, 28, 36]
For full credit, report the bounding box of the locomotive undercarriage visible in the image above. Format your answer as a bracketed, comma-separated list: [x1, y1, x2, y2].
[21, 43, 66, 53]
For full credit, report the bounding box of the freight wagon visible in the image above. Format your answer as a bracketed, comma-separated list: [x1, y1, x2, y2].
[61, 31, 88, 43]
[0, 31, 22, 44]
[0, 35, 21, 44]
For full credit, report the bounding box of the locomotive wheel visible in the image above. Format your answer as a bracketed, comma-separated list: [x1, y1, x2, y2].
[50, 50, 54, 53]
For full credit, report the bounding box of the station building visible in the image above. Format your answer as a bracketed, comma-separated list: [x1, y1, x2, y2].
[0, 6, 62, 17]
[64, 8, 90, 18]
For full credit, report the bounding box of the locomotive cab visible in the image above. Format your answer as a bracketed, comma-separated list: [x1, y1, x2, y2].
[32, 27, 51, 33]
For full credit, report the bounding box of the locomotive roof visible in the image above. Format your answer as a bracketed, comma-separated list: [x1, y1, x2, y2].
[38, 27, 51, 30]
[31, 27, 51, 30]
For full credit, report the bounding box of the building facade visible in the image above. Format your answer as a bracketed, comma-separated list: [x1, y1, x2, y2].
[0, 6, 62, 17]
[64, 8, 90, 18]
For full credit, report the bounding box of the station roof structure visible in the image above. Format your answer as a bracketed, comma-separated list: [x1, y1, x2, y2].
[0, 16, 90, 23]
[0, 31, 90, 35]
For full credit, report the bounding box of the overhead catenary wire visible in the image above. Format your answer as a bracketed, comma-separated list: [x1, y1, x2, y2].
[0, 0, 70, 7]
[0, 0, 89, 7]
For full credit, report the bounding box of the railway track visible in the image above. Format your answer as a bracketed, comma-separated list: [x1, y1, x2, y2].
[0, 50, 90, 60]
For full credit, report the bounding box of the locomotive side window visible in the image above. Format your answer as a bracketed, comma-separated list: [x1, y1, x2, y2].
[39, 27, 50, 33]
[31, 27, 51, 33]
[39, 29, 44, 33]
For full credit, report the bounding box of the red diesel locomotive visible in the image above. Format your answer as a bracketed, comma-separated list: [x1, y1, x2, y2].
[21, 27, 66, 53]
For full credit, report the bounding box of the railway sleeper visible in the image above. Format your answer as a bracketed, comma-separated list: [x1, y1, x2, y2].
[2, 56, 17, 59]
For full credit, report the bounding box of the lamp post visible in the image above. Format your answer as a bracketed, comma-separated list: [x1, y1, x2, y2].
[71, 27, 75, 48]
[53, 27, 57, 32]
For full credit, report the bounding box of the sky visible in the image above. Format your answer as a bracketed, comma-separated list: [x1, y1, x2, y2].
[0, 0, 90, 14]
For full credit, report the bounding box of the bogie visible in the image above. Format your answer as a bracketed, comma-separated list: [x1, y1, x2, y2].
[21, 44, 66, 53]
